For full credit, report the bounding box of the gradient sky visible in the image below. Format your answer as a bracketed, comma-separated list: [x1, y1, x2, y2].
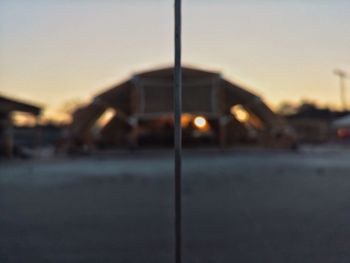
[1, 0, 349, 120]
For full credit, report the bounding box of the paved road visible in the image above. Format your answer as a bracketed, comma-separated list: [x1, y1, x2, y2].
[1, 150, 350, 262]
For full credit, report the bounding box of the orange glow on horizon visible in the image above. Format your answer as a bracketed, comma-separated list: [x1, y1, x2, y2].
[12, 113, 37, 127]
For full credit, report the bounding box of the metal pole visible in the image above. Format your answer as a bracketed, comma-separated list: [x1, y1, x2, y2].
[340, 77, 347, 111]
[174, 0, 182, 263]
[334, 69, 348, 111]
[341, 77, 346, 111]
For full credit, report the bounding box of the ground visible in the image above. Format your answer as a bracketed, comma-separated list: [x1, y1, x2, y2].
[1, 148, 350, 263]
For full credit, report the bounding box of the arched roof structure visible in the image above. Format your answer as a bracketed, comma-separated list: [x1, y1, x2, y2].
[70, 66, 288, 147]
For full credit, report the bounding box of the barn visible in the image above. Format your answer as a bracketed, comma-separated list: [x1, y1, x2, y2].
[69, 66, 291, 149]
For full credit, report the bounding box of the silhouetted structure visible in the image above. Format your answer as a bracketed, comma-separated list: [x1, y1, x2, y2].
[0, 96, 41, 158]
[69, 66, 291, 149]
[283, 103, 349, 143]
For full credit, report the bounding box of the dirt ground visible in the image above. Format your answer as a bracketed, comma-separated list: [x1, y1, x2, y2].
[2, 149, 350, 263]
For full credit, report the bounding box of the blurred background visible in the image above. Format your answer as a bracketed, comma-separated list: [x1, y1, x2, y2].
[1, 0, 350, 156]
[1, 0, 350, 262]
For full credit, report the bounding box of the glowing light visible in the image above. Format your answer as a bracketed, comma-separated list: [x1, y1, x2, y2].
[97, 108, 117, 127]
[231, 105, 250, 123]
[181, 114, 192, 128]
[193, 116, 207, 129]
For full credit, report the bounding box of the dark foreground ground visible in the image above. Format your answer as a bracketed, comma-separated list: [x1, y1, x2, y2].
[2, 149, 350, 263]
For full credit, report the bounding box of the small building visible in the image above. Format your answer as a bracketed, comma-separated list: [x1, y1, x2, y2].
[332, 114, 350, 141]
[288, 119, 330, 143]
[0, 95, 41, 158]
[285, 104, 349, 144]
[69, 66, 292, 149]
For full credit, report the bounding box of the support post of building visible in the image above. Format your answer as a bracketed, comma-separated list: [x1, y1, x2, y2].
[35, 116, 42, 151]
[128, 117, 139, 150]
[219, 116, 228, 149]
[0, 113, 13, 159]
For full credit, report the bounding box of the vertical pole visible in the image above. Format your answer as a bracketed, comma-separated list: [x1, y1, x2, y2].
[334, 69, 348, 111]
[174, 0, 182, 263]
[219, 117, 227, 149]
[340, 76, 347, 111]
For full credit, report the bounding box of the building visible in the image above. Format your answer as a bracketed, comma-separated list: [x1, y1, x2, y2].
[332, 114, 350, 141]
[69, 66, 292, 149]
[284, 104, 349, 143]
[0, 95, 41, 158]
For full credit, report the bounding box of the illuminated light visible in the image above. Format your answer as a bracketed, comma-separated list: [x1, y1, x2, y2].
[181, 113, 192, 128]
[97, 108, 117, 127]
[231, 105, 250, 123]
[193, 116, 208, 129]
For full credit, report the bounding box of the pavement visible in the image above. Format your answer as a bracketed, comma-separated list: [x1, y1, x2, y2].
[1, 149, 350, 262]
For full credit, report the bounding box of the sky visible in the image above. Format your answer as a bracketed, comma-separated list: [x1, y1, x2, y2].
[0, 0, 349, 121]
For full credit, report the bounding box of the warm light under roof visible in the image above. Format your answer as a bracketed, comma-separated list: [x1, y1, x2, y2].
[193, 116, 207, 129]
[231, 105, 250, 123]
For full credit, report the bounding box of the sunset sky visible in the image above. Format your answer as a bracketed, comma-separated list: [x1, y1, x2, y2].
[1, 0, 349, 121]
